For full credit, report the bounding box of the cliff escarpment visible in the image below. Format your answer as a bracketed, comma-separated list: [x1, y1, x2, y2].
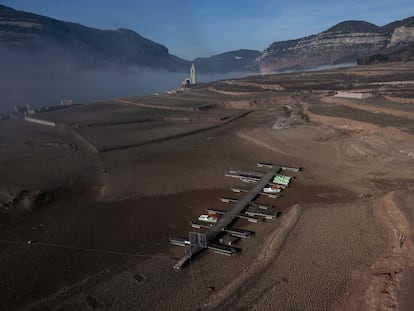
[259, 19, 414, 73]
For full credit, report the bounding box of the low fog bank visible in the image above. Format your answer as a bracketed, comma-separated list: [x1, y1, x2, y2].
[274, 62, 357, 74]
[0, 68, 251, 113]
[0, 47, 253, 113]
[0, 45, 356, 113]
[0, 65, 180, 112]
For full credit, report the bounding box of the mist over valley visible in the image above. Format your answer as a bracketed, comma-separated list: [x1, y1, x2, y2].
[1, 4, 413, 113]
[0, 51, 251, 112]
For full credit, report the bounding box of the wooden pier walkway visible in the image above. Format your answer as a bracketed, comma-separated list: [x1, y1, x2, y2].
[173, 165, 281, 270]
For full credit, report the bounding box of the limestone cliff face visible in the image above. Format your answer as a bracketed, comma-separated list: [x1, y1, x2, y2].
[259, 20, 414, 73]
[389, 26, 414, 47]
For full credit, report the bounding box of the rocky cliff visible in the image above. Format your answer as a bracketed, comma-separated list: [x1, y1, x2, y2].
[259, 18, 414, 73]
[389, 26, 414, 47]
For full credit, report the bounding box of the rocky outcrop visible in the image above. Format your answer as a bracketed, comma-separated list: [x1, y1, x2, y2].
[259, 19, 414, 73]
[0, 189, 55, 213]
[389, 26, 414, 47]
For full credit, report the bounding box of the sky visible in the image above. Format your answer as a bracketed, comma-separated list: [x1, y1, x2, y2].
[1, 0, 414, 60]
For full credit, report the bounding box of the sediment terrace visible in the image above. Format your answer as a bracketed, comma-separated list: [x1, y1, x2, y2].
[0, 62, 413, 310]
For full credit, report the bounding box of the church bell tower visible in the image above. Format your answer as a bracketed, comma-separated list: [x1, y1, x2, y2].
[190, 63, 196, 85]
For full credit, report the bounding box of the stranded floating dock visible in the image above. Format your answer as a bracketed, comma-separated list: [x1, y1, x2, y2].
[170, 162, 301, 270]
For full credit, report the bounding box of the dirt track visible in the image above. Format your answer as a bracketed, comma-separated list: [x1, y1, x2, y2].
[201, 205, 302, 310]
[0, 62, 414, 310]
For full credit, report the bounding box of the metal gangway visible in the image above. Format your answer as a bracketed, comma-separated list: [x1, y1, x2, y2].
[172, 163, 301, 270]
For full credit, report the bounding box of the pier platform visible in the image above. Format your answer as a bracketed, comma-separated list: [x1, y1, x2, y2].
[173, 164, 282, 270]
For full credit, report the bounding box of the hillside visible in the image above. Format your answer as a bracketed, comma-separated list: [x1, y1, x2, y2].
[259, 18, 414, 73]
[0, 4, 189, 71]
[193, 49, 261, 73]
[357, 44, 414, 64]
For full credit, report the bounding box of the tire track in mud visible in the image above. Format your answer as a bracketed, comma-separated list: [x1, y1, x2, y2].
[116, 99, 219, 112]
[200, 205, 302, 310]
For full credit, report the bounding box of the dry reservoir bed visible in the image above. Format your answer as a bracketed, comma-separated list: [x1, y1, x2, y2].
[0, 62, 414, 310]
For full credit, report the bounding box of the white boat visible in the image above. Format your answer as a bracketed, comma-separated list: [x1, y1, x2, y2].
[198, 213, 219, 223]
[262, 185, 281, 194]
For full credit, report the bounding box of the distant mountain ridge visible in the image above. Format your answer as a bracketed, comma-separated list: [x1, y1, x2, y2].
[1, 4, 414, 74]
[0, 4, 189, 71]
[193, 49, 261, 73]
[258, 17, 414, 72]
[324, 21, 383, 33]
